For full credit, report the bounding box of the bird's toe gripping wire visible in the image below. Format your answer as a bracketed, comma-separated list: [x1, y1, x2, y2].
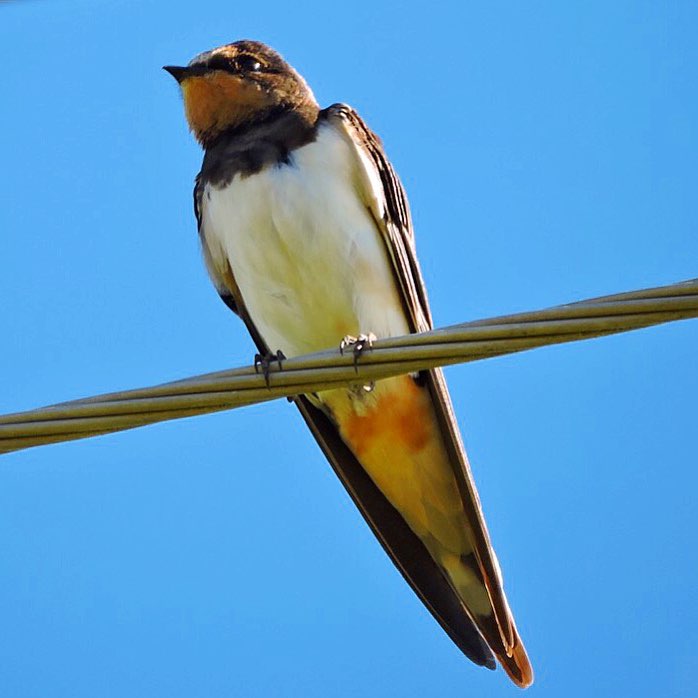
[254, 349, 286, 387]
[339, 332, 377, 372]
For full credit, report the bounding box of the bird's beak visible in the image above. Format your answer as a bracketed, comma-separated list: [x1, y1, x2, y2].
[163, 65, 191, 83]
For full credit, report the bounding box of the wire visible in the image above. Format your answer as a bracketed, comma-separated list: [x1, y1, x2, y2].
[1, 277, 696, 455]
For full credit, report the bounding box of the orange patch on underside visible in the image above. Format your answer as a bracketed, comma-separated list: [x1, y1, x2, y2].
[181, 73, 273, 142]
[328, 375, 469, 553]
[342, 376, 431, 458]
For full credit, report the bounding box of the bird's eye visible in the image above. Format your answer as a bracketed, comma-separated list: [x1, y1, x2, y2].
[235, 55, 262, 73]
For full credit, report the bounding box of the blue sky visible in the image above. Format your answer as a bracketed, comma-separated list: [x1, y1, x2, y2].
[1, 1, 697, 696]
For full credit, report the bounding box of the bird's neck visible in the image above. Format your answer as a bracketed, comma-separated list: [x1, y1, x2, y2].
[199, 101, 322, 185]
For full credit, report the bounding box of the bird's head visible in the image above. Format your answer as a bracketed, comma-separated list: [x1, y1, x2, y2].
[164, 40, 317, 147]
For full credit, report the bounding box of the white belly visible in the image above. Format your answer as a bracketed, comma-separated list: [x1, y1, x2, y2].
[200, 123, 409, 357]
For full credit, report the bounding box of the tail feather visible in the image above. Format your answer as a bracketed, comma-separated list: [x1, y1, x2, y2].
[443, 553, 533, 687]
[295, 395, 497, 669]
[499, 635, 534, 688]
[295, 369, 534, 687]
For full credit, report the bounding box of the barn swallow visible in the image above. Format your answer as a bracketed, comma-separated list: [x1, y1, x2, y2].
[165, 40, 533, 687]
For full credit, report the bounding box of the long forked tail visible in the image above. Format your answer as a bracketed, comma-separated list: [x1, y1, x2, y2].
[296, 369, 533, 686]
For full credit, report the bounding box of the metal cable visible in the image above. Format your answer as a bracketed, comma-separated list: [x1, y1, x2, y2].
[1, 278, 696, 455]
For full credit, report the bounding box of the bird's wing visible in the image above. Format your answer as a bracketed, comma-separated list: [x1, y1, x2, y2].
[195, 173, 267, 347]
[317, 104, 532, 686]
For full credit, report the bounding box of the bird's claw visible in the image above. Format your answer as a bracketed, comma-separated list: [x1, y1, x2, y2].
[339, 332, 377, 372]
[254, 349, 286, 387]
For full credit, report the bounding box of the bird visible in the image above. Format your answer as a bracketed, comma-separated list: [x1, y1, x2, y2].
[164, 40, 533, 687]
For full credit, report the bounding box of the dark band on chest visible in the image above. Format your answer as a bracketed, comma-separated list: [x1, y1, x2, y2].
[199, 108, 321, 186]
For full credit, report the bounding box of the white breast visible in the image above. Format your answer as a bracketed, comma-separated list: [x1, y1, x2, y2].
[200, 122, 409, 357]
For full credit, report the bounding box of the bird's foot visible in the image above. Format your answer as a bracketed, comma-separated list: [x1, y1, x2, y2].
[339, 332, 377, 372]
[254, 349, 286, 387]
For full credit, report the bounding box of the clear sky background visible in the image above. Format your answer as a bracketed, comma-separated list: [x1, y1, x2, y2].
[1, 1, 697, 696]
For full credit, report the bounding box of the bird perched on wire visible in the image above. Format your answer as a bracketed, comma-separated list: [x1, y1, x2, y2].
[164, 40, 532, 687]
